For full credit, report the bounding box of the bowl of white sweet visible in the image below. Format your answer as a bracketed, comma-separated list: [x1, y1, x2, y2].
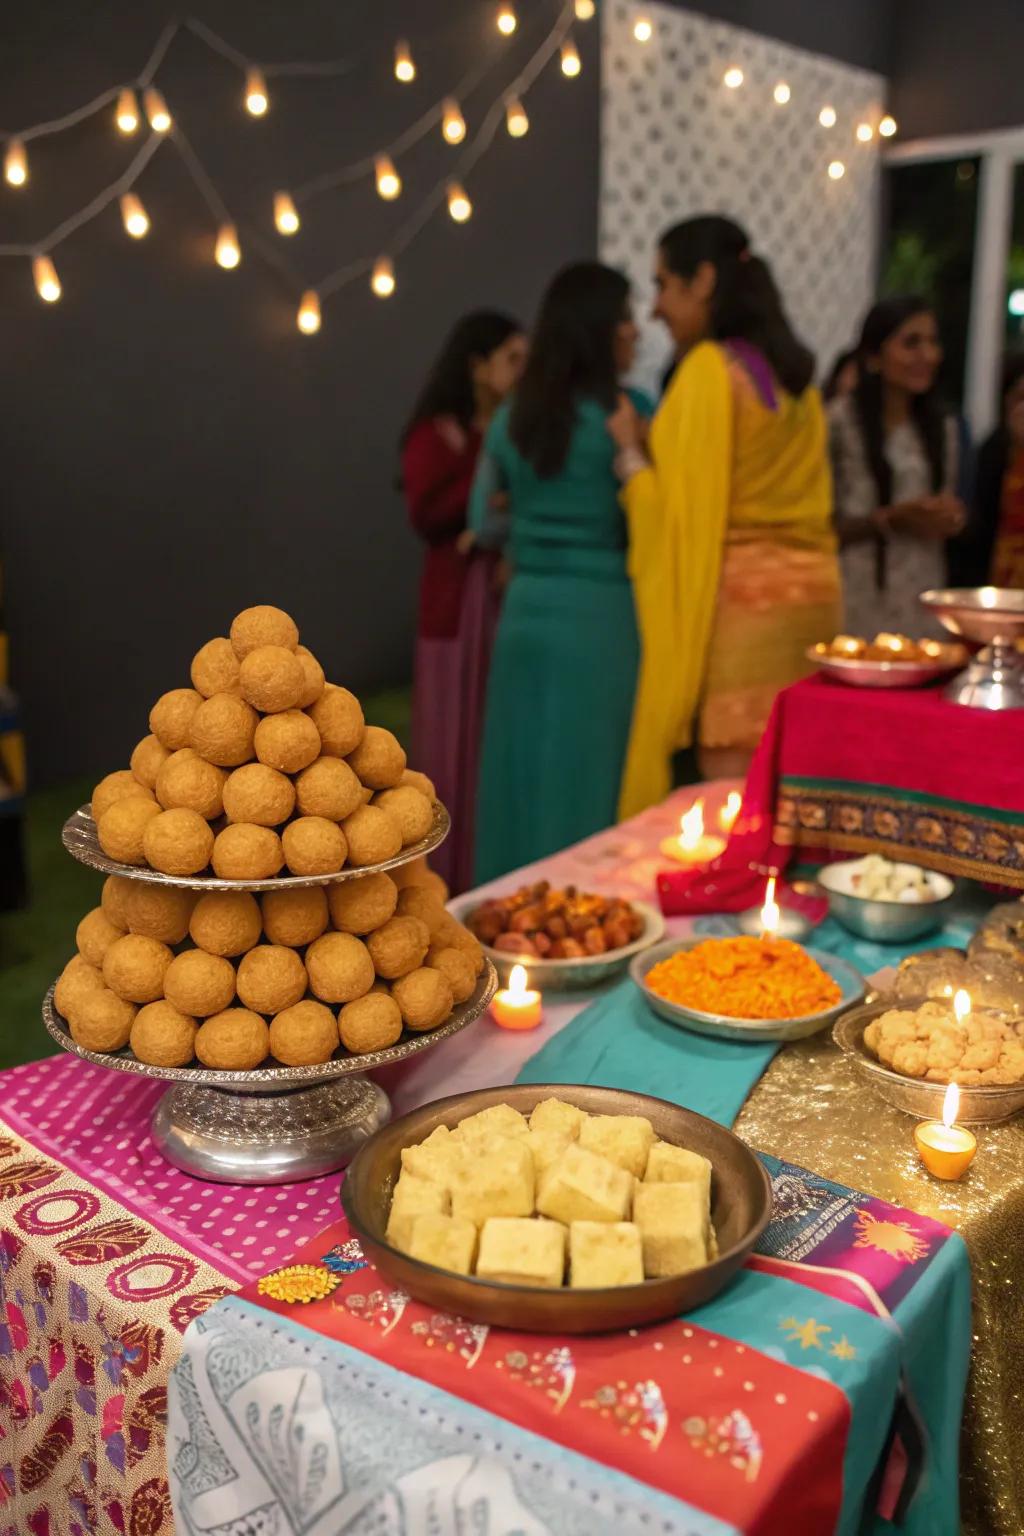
[818, 854, 954, 943]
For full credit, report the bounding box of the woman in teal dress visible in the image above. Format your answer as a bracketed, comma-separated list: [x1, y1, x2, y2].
[468, 262, 650, 883]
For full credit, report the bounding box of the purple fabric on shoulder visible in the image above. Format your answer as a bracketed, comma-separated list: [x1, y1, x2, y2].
[725, 337, 778, 411]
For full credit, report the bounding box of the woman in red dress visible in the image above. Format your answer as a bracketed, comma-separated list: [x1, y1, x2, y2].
[401, 312, 526, 892]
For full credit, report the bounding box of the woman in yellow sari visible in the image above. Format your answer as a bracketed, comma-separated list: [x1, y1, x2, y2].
[609, 215, 840, 815]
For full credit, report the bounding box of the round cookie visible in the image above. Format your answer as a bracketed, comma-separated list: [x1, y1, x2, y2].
[269, 1000, 338, 1066]
[327, 872, 398, 935]
[395, 885, 446, 934]
[418, 870, 450, 905]
[433, 914, 485, 974]
[239, 645, 305, 714]
[92, 770, 154, 822]
[101, 875, 134, 929]
[254, 710, 321, 775]
[223, 764, 295, 827]
[130, 1000, 197, 1067]
[130, 734, 170, 790]
[190, 890, 262, 956]
[156, 749, 227, 818]
[338, 992, 403, 1054]
[295, 646, 325, 708]
[390, 857, 429, 890]
[76, 907, 126, 967]
[281, 817, 346, 877]
[97, 797, 162, 865]
[230, 605, 299, 660]
[428, 946, 476, 1004]
[123, 884, 195, 944]
[391, 968, 453, 1032]
[367, 915, 430, 980]
[341, 805, 402, 868]
[212, 824, 284, 882]
[400, 768, 436, 800]
[143, 808, 215, 877]
[261, 886, 329, 947]
[164, 950, 236, 1017]
[346, 726, 406, 790]
[295, 756, 362, 821]
[55, 955, 105, 1023]
[195, 1009, 269, 1070]
[149, 688, 203, 751]
[69, 988, 136, 1053]
[308, 687, 364, 758]
[190, 693, 259, 768]
[305, 932, 374, 1004]
[102, 934, 173, 1004]
[191, 636, 241, 698]
[373, 786, 433, 846]
[236, 945, 307, 1015]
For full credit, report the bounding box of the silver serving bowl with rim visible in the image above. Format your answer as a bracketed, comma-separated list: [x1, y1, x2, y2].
[806, 643, 964, 690]
[817, 857, 954, 943]
[447, 894, 664, 990]
[920, 587, 1024, 709]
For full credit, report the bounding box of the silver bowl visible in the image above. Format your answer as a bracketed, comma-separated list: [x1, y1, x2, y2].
[817, 858, 954, 943]
[833, 999, 1024, 1124]
[920, 587, 1024, 709]
[806, 644, 963, 690]
[447, 895, 664, 991]
[630, 936, 864, 1043]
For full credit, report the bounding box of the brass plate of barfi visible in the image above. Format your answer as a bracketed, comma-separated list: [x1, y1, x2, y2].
[341, 1083, 772, 1333]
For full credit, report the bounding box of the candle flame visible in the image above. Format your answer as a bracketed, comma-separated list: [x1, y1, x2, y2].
[760, 875, 781, 939]
[953, 989, 971, 1025]
[942, 1081, 960, 1129]
[508, 964, 528, 999]
[720, 790, 742, 833]
[679, 798, 705, 850]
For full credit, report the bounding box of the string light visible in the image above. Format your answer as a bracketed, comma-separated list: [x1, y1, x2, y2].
[828, 159, 845, 180]
[120, 192, 150, 237]
[32, 254, 61, 303]
[4, 138, 27, 187]
[116, 88, 140, 134]
[497, 5, 517, 36]
[856, 122, 874, 143]
[447, 181, 472, 221]
[215, 222, 241, 268]
[723, 66, 744, 88]
[375, 154, 402, 200]
[371, 256, 395, 297]
[297, 289, 321, 334]
[143, 87, 172, 132]
[506, 95, 529, 137]
[394, 40, 415, 82]
[245, 67, 269, 116]
[819, 105, 836, 128]
[574, 0, 595, 17]
[442, 98, 466, 144]
[633, 16, 653, 43]
[773, 81, 791, 105]
[561, 39, 581, 77]
[273, 191, 300, 234]
[879, 114, 897, 137]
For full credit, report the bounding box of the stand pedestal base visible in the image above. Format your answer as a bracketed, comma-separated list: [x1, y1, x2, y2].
[945, 643, 1024, 710]
[151, 1075, 390, 1183]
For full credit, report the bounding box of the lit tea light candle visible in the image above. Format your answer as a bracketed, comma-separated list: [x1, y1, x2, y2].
[953, 987, 970, 1024]
[914, 1080, 977, 1181]
[660, 798, 726, 866]
[760, 875, 781, 940]
[719, 790, 742, 834]
[491, 963, 543, 1031]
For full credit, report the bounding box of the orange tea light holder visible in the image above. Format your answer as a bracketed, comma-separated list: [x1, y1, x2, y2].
[660, 798, 726, 866]
[491, 963, 543, 1031]
[914, 1078, 977, 1181]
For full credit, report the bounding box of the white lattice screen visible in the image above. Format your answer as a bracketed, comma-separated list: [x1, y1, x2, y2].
[600, 1, 886, 395]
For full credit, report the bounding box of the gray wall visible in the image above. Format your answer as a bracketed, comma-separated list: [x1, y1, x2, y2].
[889, 0, 1024, 138]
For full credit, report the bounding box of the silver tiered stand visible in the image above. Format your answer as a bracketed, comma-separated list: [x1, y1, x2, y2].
[921, 587, 1024, 710]
[45, 801, 497, 1185]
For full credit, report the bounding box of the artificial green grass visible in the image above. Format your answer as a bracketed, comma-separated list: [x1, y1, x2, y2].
[0, 688, 411, 1073]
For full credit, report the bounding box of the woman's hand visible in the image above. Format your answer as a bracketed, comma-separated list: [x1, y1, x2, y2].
[606, 392, 643, 451]
[886, 494, 966, 539]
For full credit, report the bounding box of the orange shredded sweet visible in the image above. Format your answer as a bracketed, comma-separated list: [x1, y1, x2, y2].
[646, 937, 841, 1021]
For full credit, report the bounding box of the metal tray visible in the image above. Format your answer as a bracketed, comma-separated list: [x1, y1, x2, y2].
[447, 895, 665, 990]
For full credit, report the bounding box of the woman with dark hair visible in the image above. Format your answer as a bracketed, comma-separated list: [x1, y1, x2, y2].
[608, 214, 840, 807]
[469, 262, 650, 881]
[401, 310, 526, 891]
[824, 348, 859, 403]
[953, 352, 1024, 586]
[829, 295, 965, 635]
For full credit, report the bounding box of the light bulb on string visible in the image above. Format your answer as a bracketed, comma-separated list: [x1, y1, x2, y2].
[506, 96, 529, 137]
[773, 81, 791, 104]
[116, 88, 139, 134]
[245, 68, 269, 116]
[375, 155, 402, 200]
[143, 87, 171, 132]
[215, 222, 241, 269]
[447, 182, 472, 222]
[633, 16, 653, 42]
[120, 192, 150, 238]
[856, 121, 874, 143]
[879, 114, 897, 137]
[497, 5, 517, 35]
[297, 290, 321, 334]
[561, 39, 581, 77]
[394, 40, 415, 82]
[819, 104, 836, 128]
[442, 98, 466, 144]
[5, 138, 27, 187]
[723, 66, 744, 88]
[574, 0, 595, 17]
[273, 191, 300, 234]
[371, 256, 395, 298]
[828, 159, 845, 180]
[32, 254, 60, 303]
